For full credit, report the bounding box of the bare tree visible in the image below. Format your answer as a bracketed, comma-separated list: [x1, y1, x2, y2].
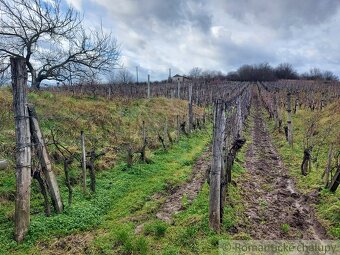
[322, 70, 338, 81]
[305, 68, 323, 80]
[201, 69, 223, 79]
[0, 0, 120, 89]
[188, 67, 203, 79]
[275, 63, 298, 80]
[114, 69, 134, 84]
[301, 68, 338, 81]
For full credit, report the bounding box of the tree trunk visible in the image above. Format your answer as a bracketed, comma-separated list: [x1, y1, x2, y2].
[11, 57, 32, 243]
[26, 60, 40, 90]
[28, 104, 63, 213]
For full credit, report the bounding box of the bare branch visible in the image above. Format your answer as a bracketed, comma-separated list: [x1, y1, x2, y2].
[0, 0, 120, 89]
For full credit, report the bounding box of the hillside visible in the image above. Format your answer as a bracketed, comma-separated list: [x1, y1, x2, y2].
[0, 88, 209, 254]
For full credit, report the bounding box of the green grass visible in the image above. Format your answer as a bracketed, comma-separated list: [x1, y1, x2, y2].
[265, 104, 340, 238]
[0, 125, 212, 255]
[281, 223, 290, 234]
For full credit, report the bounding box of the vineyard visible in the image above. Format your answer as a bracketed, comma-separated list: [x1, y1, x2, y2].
[0, 59, 339, 255]
[1, 0, 340, 254]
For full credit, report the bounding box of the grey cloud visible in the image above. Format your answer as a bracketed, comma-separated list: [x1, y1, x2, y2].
[81, 0, 340, 79]
[217, 0, 340, 29]
[92, 0, 212, 32]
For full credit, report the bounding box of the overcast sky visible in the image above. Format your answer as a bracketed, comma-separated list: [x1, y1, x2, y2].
[66, 0, 340, 81]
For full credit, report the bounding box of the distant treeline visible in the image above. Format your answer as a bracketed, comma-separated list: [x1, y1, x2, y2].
[225, 63, 338, 82]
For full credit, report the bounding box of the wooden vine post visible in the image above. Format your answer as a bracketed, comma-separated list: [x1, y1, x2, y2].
[287, 92, 293, 146]
[147, 74, 151, 99]
[28, 105, 63, 213]
[141, 121, 147, 162]
[209, 99, 225, 233]
[236, 97, 243, 138]
[323, 145, 333, 186]
[11, 57, 32, 243]
[188, 83, 193, 133]
[273, 93, 278, 129]
[220, 106, 228, 223]
[177, 81, 181, 98]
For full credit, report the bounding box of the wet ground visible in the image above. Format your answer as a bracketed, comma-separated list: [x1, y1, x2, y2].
[236, 97, 328, 240]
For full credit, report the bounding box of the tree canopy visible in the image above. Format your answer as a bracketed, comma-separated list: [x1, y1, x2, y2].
[0, 0, 120, 89]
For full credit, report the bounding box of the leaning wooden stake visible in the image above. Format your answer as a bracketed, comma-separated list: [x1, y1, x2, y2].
[81, 131, 87, 192]
[209, 99, 225, 233]
[287, 92, 293, 146]
[11, 57, 31, 243]
[28, 105, 63, 213]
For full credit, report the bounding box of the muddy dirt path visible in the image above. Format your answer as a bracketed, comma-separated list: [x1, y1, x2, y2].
[155, 149, 211, 223]
[237, 96, 328, 240]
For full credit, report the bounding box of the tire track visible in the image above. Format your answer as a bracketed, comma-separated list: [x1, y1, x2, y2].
[237, 96, 328, 240]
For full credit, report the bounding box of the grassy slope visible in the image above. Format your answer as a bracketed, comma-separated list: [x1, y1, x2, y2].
[0, 88, 205, 254]
[266, 102, 340, 238]
[1, 130, 211, 255]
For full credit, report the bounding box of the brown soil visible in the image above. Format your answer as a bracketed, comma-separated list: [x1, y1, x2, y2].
[38, 231, 96, 255]
[236, 97, 328, 240]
